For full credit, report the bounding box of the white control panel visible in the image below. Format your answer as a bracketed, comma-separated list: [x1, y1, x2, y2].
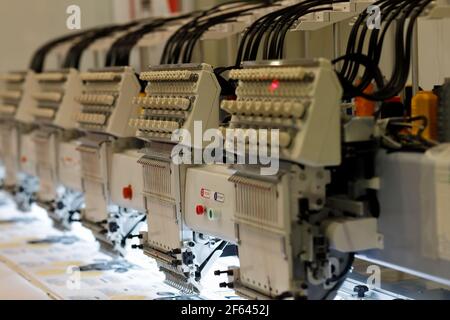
[75, 67, 140, 138]
[222, 59, 343, 167]
[184, 165, 237, 243]
[110, 149, 146, 213]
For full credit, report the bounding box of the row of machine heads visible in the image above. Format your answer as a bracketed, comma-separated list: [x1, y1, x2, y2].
[0, 59, 384, 300]
[3, 0, 450, 297]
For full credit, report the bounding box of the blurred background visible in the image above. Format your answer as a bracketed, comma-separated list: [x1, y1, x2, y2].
[0, 0, 449, 89]
[0, 0, 228, 72]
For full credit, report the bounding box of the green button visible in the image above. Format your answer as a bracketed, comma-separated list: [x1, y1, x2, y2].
[207, 208, 219, 221]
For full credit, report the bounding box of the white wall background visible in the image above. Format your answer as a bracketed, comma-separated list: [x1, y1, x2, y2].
[419, 18, 450, 89]
[0, 0, 449, 89]
[0, 0, 114, 73]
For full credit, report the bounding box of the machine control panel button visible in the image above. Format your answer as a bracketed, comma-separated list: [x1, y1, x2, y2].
[122, 185, 133, 200]
[207, 208, 220, 221]
[196, 205, 206, 215]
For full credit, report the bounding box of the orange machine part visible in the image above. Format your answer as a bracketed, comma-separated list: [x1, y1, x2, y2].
[355, 83, 376, 117]
[411, 91, 438, 140]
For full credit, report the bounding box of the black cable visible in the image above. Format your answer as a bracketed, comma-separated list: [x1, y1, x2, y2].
[235, 1, 350, 65]
[335, 0, 433, 101]
[29, 27, 99, 72]
[105, 13, 196, 67]
[62, 21, 142, 69]
[161, 1, 241, 64]
[120, 214, 147, 247]
[161, 0, 272, 64]
[321, 253, 355, 300]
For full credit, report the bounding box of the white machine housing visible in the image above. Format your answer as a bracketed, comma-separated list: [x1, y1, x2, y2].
[361, 145, 450, 287]
[58, 140, 83, 193]
[0, 72, 27, 121]
[130, 63, 221, 143]
[31, 69, 84, 203]
[184, 165, 237, 243]
[0, 71, 36, 187]
[32, 69, 83, 129]
[75, 67, 144, 252]
[213, 60, 381, 299]
[134, 64, 222, 292]
[223, 59, 342, 167]
[76, 67, 141, 138]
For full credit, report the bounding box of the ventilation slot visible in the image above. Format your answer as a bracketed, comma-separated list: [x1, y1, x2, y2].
[77, 145, 103, 181]
[138, 157, 173, 201]
[33, 135, 51, 167]
[230, 175, 281, 230]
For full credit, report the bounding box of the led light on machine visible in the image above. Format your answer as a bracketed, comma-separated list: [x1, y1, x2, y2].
[222, 60, 342, 166]
[236, 81, 313, 97]
[229, 67, 314, 81]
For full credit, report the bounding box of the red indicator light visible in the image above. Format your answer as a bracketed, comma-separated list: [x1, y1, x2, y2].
[269, 79, 280, 92]
[196, 205, 206, 215]
[122, 185, 133, 200]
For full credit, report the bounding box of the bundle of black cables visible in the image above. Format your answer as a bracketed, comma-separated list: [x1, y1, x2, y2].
[29, 27, 99, 73]
[105, 13, 196, 67]
[334, 0, 433, 101]
[62, 20, 146, 69]
[235, 0, 351, 65]
[29, 20, 149, 72]
[160, 0, 275, 65]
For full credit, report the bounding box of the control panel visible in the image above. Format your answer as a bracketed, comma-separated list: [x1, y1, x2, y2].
[110, 149, 146, 213]
[184, 165, 237, 243]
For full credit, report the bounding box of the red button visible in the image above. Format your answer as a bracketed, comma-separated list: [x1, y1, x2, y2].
[123, 185, 133, 200]
[196, 205, 206, 215]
